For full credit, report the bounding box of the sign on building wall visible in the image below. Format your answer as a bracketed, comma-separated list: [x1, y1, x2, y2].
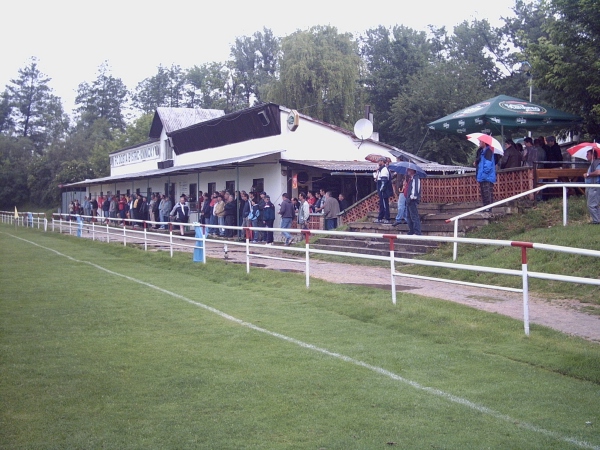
[110, 143, 160, 167]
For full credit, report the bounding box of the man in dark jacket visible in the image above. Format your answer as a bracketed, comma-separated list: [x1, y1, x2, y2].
[500, 139, 522, 169]
[546, 136, 563, 168]
[223, 192, 237, 238]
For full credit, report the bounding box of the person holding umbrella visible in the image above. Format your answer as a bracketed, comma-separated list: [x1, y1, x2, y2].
[474, 136, 497, 212]
[584, 148, 600, 224]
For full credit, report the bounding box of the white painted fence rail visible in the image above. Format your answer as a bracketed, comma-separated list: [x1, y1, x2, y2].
[1, 210, 599, 337]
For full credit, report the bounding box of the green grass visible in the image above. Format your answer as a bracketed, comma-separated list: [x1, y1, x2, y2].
[1, 227, 600, 449]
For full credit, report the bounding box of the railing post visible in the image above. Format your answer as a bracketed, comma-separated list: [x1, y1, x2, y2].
[244, 227, 251, 273]
[143, 223, 147, 251]
[512, 242, 533, 337]
[302, 229, 312, 289]
[453, 220, 459, 261]
[563, 186, 568, 226]
[384, 234, 397, 305]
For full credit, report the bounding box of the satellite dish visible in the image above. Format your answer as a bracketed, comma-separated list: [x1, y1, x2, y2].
[354, 118, 373, 140]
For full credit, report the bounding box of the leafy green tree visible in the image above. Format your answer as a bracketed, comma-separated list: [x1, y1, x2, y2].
[5, 57, 68, 152]
[133, 64, 186, 113]
[0, 135, 34, 208]
[185, 63, 228, 109]
[230, 27, 280, 104]
[525, 0, 600, 135]
[266, 26, 362, 127]
[390, 60, 493, 165]
[359, 25, 432, 141]
[74, 61, 129, 131]
[0, 90, 12, 133]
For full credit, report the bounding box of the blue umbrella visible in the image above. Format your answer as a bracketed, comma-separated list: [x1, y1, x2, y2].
[388, 161, 427, 178]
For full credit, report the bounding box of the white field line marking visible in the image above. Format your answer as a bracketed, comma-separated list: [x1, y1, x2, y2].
[6, 232, 599, 450]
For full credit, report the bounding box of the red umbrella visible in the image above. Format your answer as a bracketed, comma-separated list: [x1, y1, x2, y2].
[567, 142, 600, 160]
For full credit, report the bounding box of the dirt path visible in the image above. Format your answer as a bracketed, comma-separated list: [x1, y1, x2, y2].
[203, 242, 600, 343]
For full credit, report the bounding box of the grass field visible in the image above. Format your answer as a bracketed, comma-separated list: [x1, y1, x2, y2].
[1, 226, 599, 449]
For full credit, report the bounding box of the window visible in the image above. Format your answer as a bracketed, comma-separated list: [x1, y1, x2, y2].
[252, 178, 264, 194]
[207, 182, 216, 196]
[165, 139, 173, 160]
[225, 180, 235, 195]
[189, 184, 197, 202]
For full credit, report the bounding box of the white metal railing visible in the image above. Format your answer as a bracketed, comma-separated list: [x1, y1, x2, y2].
[446, 183, 600, 260]
[1, 210, 47, 230]
[2, 210, 599, 337]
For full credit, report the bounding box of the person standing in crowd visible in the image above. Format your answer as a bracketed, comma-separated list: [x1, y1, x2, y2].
[323, 190, 340, 230]
[109, 195, 118, 221]
[213, 194, 226, 236]
[83, 196, 91, 221]
[139, 196, 149, 228]
[338, 193, 349, 213]
[374, 157, 393, 223]
[522, 137, 535, 167]
[201, 192, 211, 225]
[392, 166, 408, 226]
[170, 194, 190, 235]
[223, 192, 237, 238]
[405, 167, 422, 236]
[248, 197, 261, 243]
[500, 139, 522, 169]
[545, 136, 563, 168]
[584, 149, 600, 224]
[278, 192, 295, 245]
[240, 191, 251, 240]
[159, 194, 172, 230]
[474, 137, 497, 212]
[149, 194, 156, 225]
[297, 192, 311, 229]
[102, 195, 111, 223]
[262, 195, 276, 245]
[119, 195, 127, 225]
[313, 190, 324, 214]
[90, 196, 98, 222]
[151, 193, 160, 229]
[307, 191, 317, 212]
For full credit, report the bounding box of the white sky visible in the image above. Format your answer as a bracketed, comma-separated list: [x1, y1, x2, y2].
[2, 0, 516, 117]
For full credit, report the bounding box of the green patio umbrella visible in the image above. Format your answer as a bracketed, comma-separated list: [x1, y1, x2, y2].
[427, 95, 582, 136]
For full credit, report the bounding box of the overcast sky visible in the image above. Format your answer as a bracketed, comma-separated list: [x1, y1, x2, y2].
[2, 0, 516, 116]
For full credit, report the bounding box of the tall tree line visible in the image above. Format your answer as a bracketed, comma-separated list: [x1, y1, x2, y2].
[1, 0, 598, 209]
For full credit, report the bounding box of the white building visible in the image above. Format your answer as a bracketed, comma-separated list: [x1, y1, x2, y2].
[64, 103, 432, 222]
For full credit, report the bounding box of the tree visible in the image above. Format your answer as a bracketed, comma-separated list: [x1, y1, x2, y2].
[0, 135, 34, 208]
[524, 0, 600, 136]
[230, 27, 280, 105]
[267, 25, 362, 128]
[74, 61, 129, 131]
[5, 57, 68, 152]
[359, 25, 433, 141]
[390, 60, 494, 165]
[133, 64, 186, 114]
